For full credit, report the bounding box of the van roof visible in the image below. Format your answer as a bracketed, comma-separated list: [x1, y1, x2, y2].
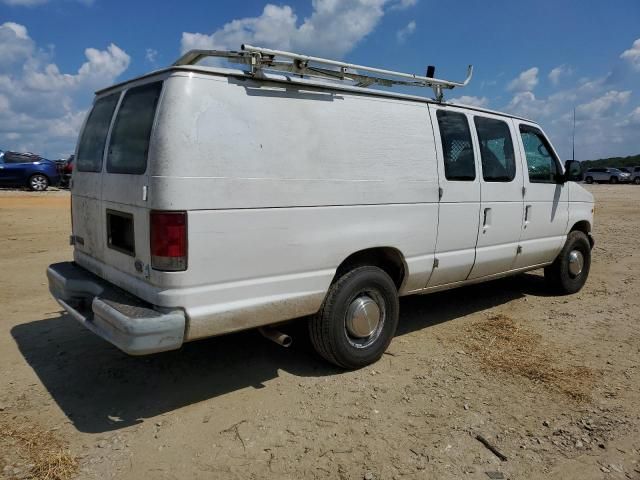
[96, 64, 535, 124]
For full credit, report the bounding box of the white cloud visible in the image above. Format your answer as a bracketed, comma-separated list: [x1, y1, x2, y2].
[449, 95, 488, 108]
[0, 22, 130, 158]
[390, 0, 417, 10]
[22, 43, 130, 91]
[507, 67, 539, 92]
[0, 22, 35, 68]
[506, 91, 552, 119]
[145, 48, 158, 64]
[503, 74, 639, 160]
[576, 90, 631, 119]
[620, 38, 640, 71]
[548, 64, 572, 85]
[396, 20, 416, 43]
[181, 0, 415, 59]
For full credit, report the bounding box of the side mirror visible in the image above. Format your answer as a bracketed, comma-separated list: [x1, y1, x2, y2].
[564, 160, 583, 182]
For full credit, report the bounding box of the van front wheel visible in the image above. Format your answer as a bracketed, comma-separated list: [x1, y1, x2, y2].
[309, 266, 399, 369]
[544, 231, 591, 295]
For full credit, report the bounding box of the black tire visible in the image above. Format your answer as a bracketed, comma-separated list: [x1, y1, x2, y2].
[28, 174, 49, 191]
[634, 177, 640, 185]
[585, 176, 593, 184]
[544, 231, 591, 295]
[309, 266, 399, 369]
[610, 176, 618, 184]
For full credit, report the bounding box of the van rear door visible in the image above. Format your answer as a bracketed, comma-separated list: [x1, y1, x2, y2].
[100, 81, 163, 279]
[73, 92, 120, 261]
[73, 81, 163, 282]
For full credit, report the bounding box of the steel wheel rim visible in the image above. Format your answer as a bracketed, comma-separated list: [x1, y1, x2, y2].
[31, 175, 47, 191]
[344, 290, 385, 349]
[568, 249, 584, 277]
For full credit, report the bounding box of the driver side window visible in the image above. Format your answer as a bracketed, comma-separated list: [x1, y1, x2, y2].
[519, 126, 558, 183]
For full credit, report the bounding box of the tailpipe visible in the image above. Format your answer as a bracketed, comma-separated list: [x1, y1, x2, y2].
[259, 327, 292, 348]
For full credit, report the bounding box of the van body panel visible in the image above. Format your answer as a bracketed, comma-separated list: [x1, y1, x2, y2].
[567, 183, 595, 231]
[150, 73, 438, 208]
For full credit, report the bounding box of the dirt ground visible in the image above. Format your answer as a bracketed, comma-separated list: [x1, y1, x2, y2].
[0, 185, 639, 480]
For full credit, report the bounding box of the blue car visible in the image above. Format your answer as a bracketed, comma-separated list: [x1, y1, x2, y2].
[0, 150, 60, 191]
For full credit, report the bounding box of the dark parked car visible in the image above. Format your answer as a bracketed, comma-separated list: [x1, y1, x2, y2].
[0, 150, 59, 191]
[631, 166, 640, 185]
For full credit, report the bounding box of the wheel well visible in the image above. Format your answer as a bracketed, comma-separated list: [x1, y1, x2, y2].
[570, 221, 593, 247]
[28, 172, 49, 181]
[333, 247, 406, 290]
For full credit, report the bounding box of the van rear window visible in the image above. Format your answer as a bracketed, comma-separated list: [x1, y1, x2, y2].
[76, 93, 120, 172]
[106, 82, 162, 175]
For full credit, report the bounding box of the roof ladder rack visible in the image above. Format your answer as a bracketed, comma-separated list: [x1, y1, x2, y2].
[174, 44, 473, 102]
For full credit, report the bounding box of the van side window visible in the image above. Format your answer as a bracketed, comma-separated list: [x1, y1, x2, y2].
[519, 125, 559, 183]
[107, 82, 162, 175]
[436, 110, 475, 181]
[474, 117, 516, 182]
[76, 93, 120, 172]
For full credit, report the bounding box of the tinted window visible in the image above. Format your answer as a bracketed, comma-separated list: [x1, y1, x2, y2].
[519, 126, 559, 183]
[107, 82, 162, 175]
[474, 117, 516, 182]
[77, 93, 120, 172]
[3, 152, 40, 164]
[436, 110, 475, 181]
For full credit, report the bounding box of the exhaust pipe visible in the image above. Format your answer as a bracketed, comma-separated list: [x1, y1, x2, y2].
[259, 327, 292, 348]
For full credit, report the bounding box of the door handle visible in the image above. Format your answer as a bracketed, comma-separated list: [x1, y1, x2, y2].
[524, 205, 532, 225]
[482, 207, 491, 231]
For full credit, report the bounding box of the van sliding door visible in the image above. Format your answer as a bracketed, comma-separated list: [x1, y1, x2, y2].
[468, 114, 525, 279]
[426, 105, 481, 287]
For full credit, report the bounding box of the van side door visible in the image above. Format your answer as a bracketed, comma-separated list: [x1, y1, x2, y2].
[468, 114, 525, 279]
[426, 105, 481, 287]
[513, 122, 568, 268]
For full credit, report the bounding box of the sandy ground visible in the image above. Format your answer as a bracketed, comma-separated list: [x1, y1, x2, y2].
[0, 185, 639, 480]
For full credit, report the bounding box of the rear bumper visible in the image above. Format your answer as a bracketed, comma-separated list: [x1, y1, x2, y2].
[47, 262, 185, 355]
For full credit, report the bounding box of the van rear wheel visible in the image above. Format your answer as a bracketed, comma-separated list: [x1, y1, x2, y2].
[309, 266, 399, 369]
[544, 231, 591, 295]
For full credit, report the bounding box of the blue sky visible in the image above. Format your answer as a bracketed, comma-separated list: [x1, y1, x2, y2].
[1, 0, 639, 160]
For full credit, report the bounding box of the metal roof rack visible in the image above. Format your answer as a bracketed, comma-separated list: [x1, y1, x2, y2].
[174, 44, 473, 102]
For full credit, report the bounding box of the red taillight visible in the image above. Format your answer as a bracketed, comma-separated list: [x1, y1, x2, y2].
[150, 211, 187, 271]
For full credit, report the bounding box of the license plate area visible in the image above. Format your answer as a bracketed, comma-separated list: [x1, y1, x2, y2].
[106, 209, 135, 256]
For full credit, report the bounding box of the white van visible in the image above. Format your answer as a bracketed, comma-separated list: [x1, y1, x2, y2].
[47, 46, 594, 368]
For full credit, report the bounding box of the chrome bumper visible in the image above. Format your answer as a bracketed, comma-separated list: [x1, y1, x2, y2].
[47, 262, 185, 355]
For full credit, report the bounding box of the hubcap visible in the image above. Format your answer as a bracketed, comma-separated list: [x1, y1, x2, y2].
[346, 295, 381, 339]
[31, 176, 47, 190]
[568, 249, 584, 277]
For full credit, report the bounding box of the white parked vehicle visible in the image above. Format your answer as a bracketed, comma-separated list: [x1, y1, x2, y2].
[584, 167, 632, 184]
[47, 46, 594, 368]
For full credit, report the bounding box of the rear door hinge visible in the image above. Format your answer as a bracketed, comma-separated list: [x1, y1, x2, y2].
[433, 258, 439, 268]
[438, 187, 444, 200]
[522, 186, 526, 197]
